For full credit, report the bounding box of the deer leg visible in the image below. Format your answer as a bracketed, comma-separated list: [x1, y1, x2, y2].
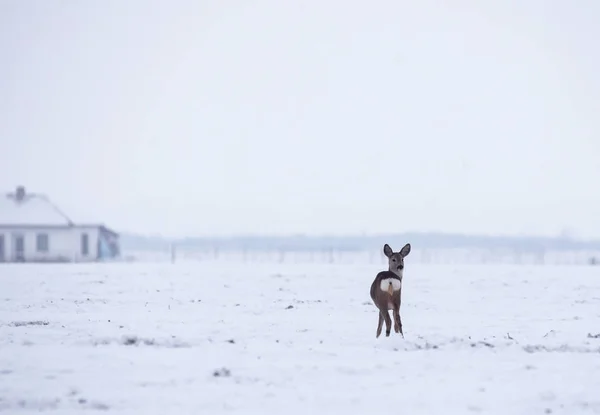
[376, 311, 384, 338]
[383, 310, 392, 337]
[393, 306, 400, 333]
[395, 307, 404, 338]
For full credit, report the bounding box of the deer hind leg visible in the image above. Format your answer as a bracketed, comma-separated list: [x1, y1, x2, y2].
[383, 310, 392, 337]
[376, 311, 384, 338]
[393, 305, 404, 338]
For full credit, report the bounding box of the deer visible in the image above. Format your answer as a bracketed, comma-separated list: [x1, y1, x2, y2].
[369, 243, 411, 338]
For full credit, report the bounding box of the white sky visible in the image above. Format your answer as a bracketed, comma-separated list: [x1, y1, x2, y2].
[1, 0, 599, 238]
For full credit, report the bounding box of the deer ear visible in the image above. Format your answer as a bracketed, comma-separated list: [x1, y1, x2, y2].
[400, 243, 411, 257]
[383, 244, 393, 258]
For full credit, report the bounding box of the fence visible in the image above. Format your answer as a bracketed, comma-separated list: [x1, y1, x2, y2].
[123, 246, 600, 266]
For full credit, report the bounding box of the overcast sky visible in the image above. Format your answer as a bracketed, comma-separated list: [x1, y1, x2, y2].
[1, 0, 598, 238]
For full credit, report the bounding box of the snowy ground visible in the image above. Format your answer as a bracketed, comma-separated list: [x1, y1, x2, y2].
[1, 260, 599, 414]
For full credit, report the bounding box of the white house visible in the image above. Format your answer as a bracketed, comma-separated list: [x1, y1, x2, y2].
[0, 186, 120, 263]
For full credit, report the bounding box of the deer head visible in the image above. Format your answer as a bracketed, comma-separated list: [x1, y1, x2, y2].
[383, 243, 411, 278]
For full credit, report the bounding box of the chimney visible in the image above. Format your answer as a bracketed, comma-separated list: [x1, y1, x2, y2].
[15, 186, 26, 202]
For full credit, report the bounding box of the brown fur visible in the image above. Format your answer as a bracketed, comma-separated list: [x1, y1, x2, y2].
[370, 243, 411, 338]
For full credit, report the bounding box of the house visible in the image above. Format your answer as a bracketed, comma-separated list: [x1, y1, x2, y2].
[0, 186, 120, 263]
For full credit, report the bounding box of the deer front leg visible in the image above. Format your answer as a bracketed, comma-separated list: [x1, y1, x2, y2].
[376, 311, 384, 338]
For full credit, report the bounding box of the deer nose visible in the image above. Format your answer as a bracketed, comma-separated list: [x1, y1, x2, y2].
[398, 264, 404, 270]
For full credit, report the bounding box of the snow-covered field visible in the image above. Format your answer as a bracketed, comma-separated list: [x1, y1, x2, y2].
[1, 259, 599, 414]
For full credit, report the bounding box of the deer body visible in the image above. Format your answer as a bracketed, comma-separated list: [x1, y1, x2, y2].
[370, 243, 411, 338]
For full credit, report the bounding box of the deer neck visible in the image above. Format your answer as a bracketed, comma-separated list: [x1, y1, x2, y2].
[388, 267, 403, 280]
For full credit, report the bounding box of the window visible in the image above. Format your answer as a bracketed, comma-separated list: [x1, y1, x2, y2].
[36, 233, 49, 252]
[81, 233, 89, 256]
[0, 234, 5, 262]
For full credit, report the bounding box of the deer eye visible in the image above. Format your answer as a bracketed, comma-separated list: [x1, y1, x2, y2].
[392, 258, 396, 262]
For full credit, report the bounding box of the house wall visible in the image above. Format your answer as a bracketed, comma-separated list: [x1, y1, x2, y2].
[0, 227, 99, 263]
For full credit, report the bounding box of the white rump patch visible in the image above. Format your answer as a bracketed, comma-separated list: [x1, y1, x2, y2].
[380, 278, 401, 292]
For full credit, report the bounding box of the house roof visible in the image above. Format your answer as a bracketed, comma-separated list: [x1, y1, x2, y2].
[0, 187, 118, 236]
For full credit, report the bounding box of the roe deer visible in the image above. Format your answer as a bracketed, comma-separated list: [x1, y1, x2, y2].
[370, 243, 411, 338]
